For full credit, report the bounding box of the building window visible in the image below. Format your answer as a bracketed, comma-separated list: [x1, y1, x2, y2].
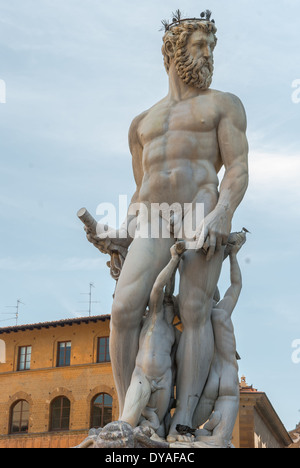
[10, 400, 29, 433]
[50, 397, 70, 431]
[97, 337, 110, 363]
[57, 341, 71, 367]
[91, 394, 112, 428]
[17, 346, 32, 371]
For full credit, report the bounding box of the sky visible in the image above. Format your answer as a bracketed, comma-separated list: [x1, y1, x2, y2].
[0, 0, 300, 432]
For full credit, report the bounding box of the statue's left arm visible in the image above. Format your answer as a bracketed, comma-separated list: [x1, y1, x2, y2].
[197, 93, 249, 260]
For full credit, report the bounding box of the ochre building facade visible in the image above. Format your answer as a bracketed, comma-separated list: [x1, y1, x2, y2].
[0, 316, 293, 448]
[0, 315, 117, 448]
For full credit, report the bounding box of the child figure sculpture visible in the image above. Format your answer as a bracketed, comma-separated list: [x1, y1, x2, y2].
[120, 241, 186, 436]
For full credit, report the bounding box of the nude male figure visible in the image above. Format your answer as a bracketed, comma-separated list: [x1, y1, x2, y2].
[192, 233, 245, 447]
[120, 241, 185, 435]
[87, 14, 248, 438]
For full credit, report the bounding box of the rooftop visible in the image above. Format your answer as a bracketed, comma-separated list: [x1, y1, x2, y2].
[0, 314, 110, 335]
[240, 375, 260, 393]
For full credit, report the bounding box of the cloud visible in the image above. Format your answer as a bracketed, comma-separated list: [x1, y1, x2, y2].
[244, 151, 300, 219]
[249, 152, 300, 188]
[0, 256, 107, 272]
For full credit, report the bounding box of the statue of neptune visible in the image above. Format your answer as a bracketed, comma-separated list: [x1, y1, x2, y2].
[81, 9, 249, 446]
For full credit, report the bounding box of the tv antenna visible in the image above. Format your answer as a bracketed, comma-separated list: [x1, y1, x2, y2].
[79, 283, 100, 317]
[1, 299, 25, 326]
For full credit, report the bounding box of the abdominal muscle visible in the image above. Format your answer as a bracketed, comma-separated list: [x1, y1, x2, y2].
[139, 157, 220, 222]
[135, 321, 174, 378]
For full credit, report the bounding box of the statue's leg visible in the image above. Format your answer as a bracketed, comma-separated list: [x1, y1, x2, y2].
[192, 359, 220, 428]
[147, 369, 173, 433]
[141, 407, 160, 432]
[110, 232, 174, 416]
[168, 247, 224, 438]
[210, 361, 239, 445]
[120, 369, 151, 428]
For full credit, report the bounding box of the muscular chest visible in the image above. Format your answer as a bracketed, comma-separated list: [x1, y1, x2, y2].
[138, 97, 218, 145]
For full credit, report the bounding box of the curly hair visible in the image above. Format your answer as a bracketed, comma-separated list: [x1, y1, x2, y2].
[161, 21, 217, 74]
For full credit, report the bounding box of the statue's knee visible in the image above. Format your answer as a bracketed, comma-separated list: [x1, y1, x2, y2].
[111, 299, 140, 330]
[111, 300, 128, 329]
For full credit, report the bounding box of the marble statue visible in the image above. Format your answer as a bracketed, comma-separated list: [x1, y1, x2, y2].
[120, 241, 185, 435]
[78, 9, 249, 449]
[192, 232, 245, 447]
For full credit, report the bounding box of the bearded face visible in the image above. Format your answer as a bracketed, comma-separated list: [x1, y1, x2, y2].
[162, 24, 217, 90]
[174, 48, 214, 89]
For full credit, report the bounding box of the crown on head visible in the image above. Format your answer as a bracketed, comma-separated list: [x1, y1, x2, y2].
[161, 9, 215, 32]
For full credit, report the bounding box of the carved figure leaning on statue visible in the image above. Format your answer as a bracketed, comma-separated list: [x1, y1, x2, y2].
[191, 231, 246, 448]
[120, 241, 185, 437]
[86, 11, 248, 440]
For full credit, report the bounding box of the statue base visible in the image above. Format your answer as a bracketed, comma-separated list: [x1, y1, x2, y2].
[74, 421, 231, 449]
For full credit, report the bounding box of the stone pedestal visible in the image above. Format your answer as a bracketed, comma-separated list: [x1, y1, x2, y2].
[74, 421, 232, 449]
